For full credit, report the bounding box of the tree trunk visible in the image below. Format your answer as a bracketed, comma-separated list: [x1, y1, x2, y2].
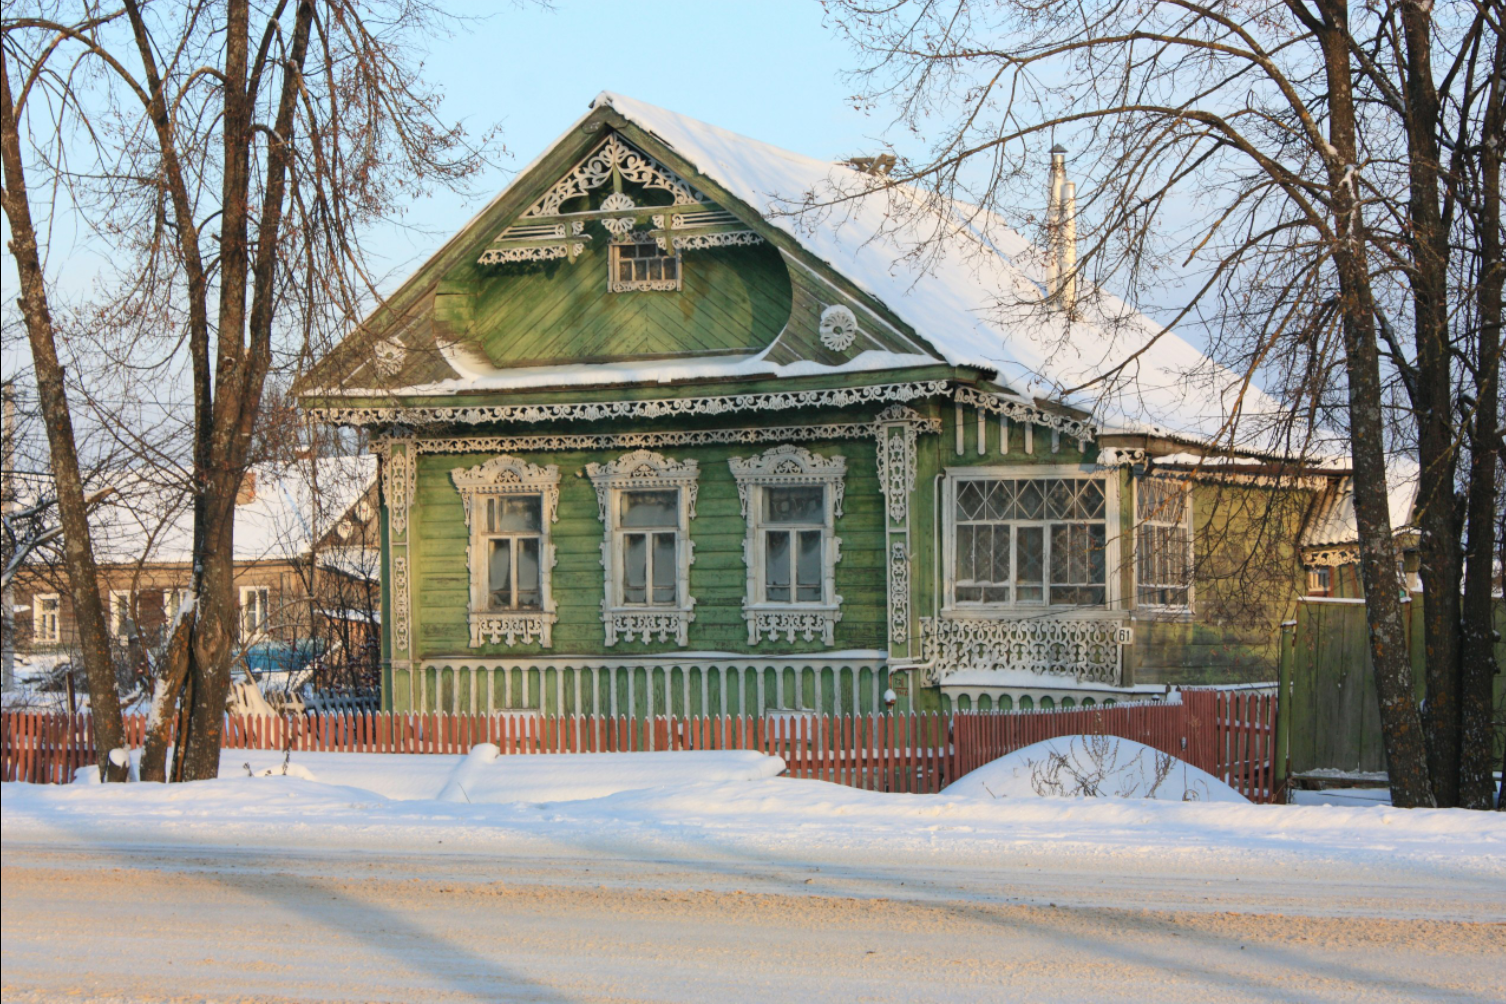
[1400, 0, 1463, 807]
[1458, 29, 1504, 810]
[0, 53, 127, 781]
[1317, 1, 1434, 807]
[139, 612, 192, 783]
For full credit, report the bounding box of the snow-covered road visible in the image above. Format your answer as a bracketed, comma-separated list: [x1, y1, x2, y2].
[3, 833, 1502, 1002]
[3, 752, 1503, 1002]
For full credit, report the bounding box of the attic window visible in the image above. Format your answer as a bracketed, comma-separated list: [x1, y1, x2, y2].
[610, 240, 681, 293]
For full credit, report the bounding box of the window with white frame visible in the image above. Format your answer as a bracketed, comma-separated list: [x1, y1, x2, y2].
[609, 238, 681, 292]
[450, 456, 560, 648]
[164, 588, 193, 624]
[586, 450, 698, 646]
[1306, 566, 1331, 596]
[239, 586, 270, 639]
[34, 593, 60, 643]
[1135, 477, 1194, 611]
[109, 590, 133, 638]
[945, 468, 1114, 610]
[729, 446, 846, 644]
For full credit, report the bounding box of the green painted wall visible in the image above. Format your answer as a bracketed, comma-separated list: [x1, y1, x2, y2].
[406, 424, 886, 660]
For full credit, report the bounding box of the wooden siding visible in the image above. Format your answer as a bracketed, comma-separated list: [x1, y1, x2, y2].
[406, 436, 886, 660]
[438, 230, 792, 367]
[762, 255, 932, 366]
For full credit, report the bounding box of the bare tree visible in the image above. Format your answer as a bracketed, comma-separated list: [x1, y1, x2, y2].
[821, 0, 1502, 807]
[2, 0, 501, 779]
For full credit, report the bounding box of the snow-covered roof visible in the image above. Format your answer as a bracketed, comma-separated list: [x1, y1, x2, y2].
[1299, 458, 1419, 549]
[77, 456, 378, 568]
[335, 92, 1316, 457]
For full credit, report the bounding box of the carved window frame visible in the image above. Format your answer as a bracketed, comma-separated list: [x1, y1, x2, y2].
[451, 456, 561, 648]
[941, 464, 1120, 617]
[1133, 475, 1195, 617]
[585, 450, 699, 646]
[608, 236, 682, 293]
[238, 586, 270, 640]
[729, 446, 847, 645]
[34, 593, 60, 644]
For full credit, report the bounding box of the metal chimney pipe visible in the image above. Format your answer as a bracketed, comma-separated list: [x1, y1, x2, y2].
[1061, 180, 1077, 315]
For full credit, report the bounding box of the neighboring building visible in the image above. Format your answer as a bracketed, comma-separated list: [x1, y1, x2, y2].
[299, 93, 1376, 718]
[7, 457, 379, 690]
[1299, 465, 1420, 599]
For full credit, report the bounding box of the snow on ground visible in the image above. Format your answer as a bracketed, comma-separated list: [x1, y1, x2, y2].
[7, 748, 1503, 884]
[943, 735, 1248, 804]
[438, 746, 785, 804]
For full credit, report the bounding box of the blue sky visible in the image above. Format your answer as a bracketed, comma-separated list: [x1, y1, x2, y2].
[2, 1, 879, 332]
[330, 0, 882, 290]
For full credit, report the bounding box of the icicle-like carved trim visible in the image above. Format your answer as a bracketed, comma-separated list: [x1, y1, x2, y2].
[313, 380, 952, 429]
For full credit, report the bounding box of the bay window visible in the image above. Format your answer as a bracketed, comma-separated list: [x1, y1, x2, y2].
[946, 468, 1115, 611]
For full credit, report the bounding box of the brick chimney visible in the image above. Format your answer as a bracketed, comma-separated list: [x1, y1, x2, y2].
[236, 470, 257, 505]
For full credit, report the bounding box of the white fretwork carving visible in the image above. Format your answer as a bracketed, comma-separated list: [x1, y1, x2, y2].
[730, 446, 848, 646]
[470, 611, 554, 648]
[889, 542, 911, 649]
[372, 338, 406, 377]
[314, 380, 952, 429]
[749, 609, 841, 645]
[585, 450, 700, 522]
[382, 445, 416, 536]
[605, 610, 691, 646]
[586, 451, 700, 648]
[450, 455, 561, 527]
[671, 210, 741, 229]
[392, 554, 411, 655]
[819, 305, 859, 352]
[728, 445, 847, 518]
[391, 414, 940, 458]
[450, 455, 561, 649]
[1303, 546, 1360, 567]
[477, 244, 573, 265]
[522, 134, 703, 219]
[672, 231, 764, 251]
[876, 406, 920, 524]
[920, 616, 1127, 685]
[600, 192, 637, 212]
[1097, 446, 1147, 467]
[601, 217, 637, 238]
[953, 386, 1096, 444]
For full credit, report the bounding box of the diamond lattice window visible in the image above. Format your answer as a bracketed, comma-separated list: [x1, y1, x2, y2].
[949, 474, 1108, 608]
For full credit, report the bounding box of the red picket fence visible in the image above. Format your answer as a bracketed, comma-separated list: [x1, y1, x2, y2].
[2, 693, 1279, 801]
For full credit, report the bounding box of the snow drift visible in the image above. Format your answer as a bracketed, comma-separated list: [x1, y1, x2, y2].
[943, 735, 1248, 803]
[436, 746, 787, 804]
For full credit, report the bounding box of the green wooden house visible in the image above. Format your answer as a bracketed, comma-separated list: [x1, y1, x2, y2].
[300, 93, 1361, 718]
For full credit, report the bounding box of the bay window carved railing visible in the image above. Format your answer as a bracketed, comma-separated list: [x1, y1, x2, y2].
[920, 615, 1130, 686]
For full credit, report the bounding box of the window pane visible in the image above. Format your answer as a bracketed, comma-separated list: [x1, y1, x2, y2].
[989, 524, 1011, 584]
[621, 490, 678, 528]
[490, 495, 542, 532]
[1017, 526, 1044, 603]
[515, 537, 541, 609]
[796, 530, 823, 602]
[488, 538, 513, 608]
[652, 532, 676, 604]
[1016, 480, 1044, 519]
[765, 529, 791, 602]
[623, 533, 648, 604]
[956, 481, 984, 519]
[763, 486, 824, 525]
[955, 524, 975, 582]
